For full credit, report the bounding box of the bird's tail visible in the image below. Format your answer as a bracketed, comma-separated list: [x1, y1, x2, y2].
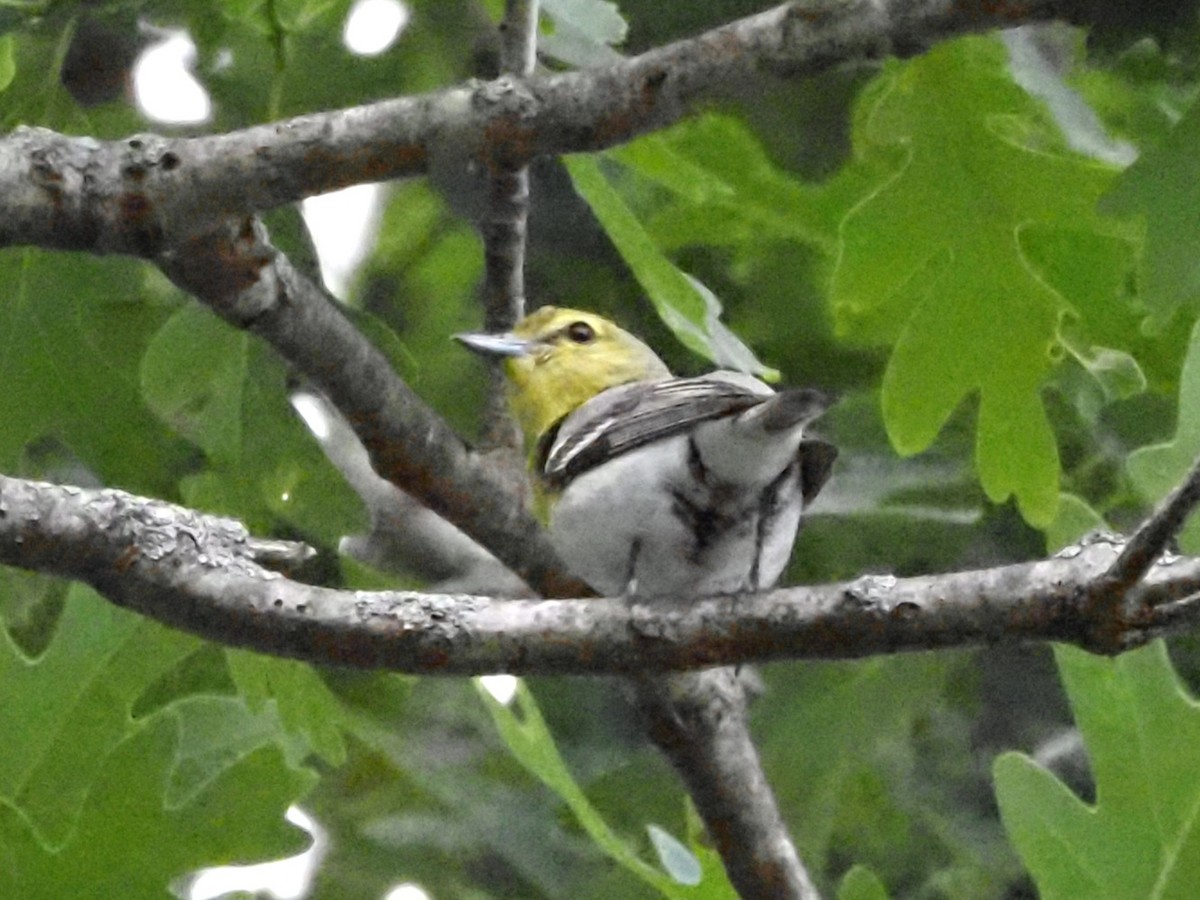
[692, 388, 831, 486]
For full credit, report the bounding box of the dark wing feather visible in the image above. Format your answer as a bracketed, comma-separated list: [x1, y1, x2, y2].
[797, 438, 838, 506]
[539, 376, 769, 489]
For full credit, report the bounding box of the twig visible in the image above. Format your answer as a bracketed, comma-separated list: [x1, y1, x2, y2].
[478, 0, 539, 451]
[1070, 456, 1200, 651]
[0, 0, 1079, 255]
[499, 0, 540, 77]
[1105, 454, 1200, 592]
[1130, 590, 1200, 647]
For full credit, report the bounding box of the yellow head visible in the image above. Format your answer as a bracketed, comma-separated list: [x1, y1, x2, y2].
[457, 307, 671, 444]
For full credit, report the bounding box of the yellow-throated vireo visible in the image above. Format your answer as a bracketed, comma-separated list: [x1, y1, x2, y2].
[457, 307, 836, 597]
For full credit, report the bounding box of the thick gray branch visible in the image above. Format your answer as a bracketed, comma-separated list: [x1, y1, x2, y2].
[637, 670, 821, 900]
[3, 474, 1196, 675]
[0, 0, 1074, 255]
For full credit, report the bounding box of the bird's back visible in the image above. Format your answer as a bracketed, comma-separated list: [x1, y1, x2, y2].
[542, 374, 835, 597]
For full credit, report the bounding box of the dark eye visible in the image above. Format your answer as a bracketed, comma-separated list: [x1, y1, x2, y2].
[565, 321, 595, 344]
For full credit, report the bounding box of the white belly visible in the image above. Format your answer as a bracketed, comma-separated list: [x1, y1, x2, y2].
[547, 435, 803, 598]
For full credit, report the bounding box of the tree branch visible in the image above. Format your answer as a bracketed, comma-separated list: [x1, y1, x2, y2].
[635, 670, 820, 900]
[1063, 455, 1200, 651]
[0, 0, 1078, 255]
[3, 473, 1198, 675]
[1105, 454, 1200, 592]
[478, 0, 538, 451]
[295, 390, 531, 594]
[155, 216, 587, 600]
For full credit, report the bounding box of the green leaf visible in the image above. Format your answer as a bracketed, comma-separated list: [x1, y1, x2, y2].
[173, 336, 367, 546]
[271, 0, 346, 34]
[995, 642, 1200, 899]
[166, 694, 311, 805]
[647, 823, 702, 886]
[1060, 340, 1146, 402]
[0, 701, 313, 897]
[757, 655, 992, 887]
[0, 33, 14, 92]
[0, 582, 314, 896]
[226, 649, 348, 766]
[1127, 318, 1200, 553]
[680, 801, 738, 900]
[0, 584, 200, 845]
[565, 154, 779, 379]
[477, 678, 695, 898]
[0, 250, 191, 495]
[360, 180, 487, 435]
[141, 304, 247, 466]
[312, 676, 642, 899]
[831, 37, 1121, 526]
[837, 865, 890, 900]
[610, 113, 848, 253]
[194, 0, 476, 126]
[1102, 97, 1200, 324]
[1019, 226, 1145, 404]
[1043, 492, 1108, 553]
[540, 0, 626, 67]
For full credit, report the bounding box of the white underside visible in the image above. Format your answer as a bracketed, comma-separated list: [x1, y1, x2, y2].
[548, 431, 803, 598]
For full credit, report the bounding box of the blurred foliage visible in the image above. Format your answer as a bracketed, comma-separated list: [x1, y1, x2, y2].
[996, 642, 1200, 900]
[4, 0, 1200, 897]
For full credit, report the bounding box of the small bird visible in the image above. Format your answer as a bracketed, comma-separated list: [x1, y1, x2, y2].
[456, 307, 836, 598]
